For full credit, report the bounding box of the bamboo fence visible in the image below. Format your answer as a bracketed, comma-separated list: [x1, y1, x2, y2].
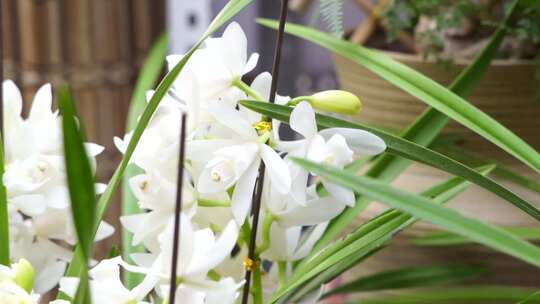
[2, 0, 165, 258]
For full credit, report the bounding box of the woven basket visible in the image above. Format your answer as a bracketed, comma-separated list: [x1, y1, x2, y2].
[333, 51, 540, 286]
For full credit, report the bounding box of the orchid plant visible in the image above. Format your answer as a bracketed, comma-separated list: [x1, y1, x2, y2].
[1, 0, 540, 303]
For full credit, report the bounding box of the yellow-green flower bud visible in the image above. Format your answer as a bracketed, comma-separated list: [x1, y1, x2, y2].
[13, 259, 35, 293]
[309, 90, 362, 115]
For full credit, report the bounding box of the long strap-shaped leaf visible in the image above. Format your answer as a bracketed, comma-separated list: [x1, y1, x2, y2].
[58, 0, 255, 296]
[122, 33, 168, 289]
[352, 286, 540, 304]
[0, 133, 8, 266]
[240, 100, 540, 222]
[260, 0, 528, 252]
[293, 158, 540, 268]
[274, 158, 540, 303]
[59, 86, 96, 304]
[273, 166, 494, 303]
[258, 11, 540, 174]
[322, 265, 485, 297]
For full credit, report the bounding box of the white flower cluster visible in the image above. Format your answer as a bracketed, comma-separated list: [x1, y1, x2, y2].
[90, 22, 385, 304]
[1, 81, 114, 298]
[1, 22, 385, 304]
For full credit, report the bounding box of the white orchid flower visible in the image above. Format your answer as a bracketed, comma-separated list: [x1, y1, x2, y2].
[191, 101, 291, 224]
[167, 22, 258, 107]
[282, 101, 386, 206]
[59, 257, 150, 304]
[9, 211, 72, 293]
[120, 170, 199, 251]
[0, 259, 40, 304]
[121, 216, 242, 304]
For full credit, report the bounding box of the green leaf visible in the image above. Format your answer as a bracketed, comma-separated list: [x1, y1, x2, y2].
[311, 0, 521, 252]
[258, 4, 540, 174]
[292, 158, 540, 269]
[58, 0, 255, 298]
[240, 100, 540, 222]
[322, 265, 485, 298]
[276, 166, 494, 303]
[122, 33, 168, 289]
[350, 286, 540, 303]
[435, 145, 540, 195]
[414, 227, 540, 246]
[58, 85, 96, 261]
[0, 133, 9, 266]
[58, 86, 95, 304]
[72, 268, 91, 304]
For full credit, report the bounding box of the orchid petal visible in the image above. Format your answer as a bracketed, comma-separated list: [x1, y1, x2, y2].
[290, 102, 317, 139]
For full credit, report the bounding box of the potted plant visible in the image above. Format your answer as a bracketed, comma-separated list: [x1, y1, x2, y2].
[291, 0, 540, 286]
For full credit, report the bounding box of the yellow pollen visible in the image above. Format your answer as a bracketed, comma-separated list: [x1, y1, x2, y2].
[253, 121, 272, 132]
[140, 181, 149, 191]
[211, 171, 221, 182]
[243, 257, 260, 271]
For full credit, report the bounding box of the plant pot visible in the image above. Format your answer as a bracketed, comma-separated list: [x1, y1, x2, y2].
[333, 51, 540, 286]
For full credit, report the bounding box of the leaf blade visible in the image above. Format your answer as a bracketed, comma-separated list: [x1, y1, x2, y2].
[292, 158, 540, 268]
[240, 100, 540, 222]
[322, 265, 485, 297]
[0, 133, 9, 266]
[258, 9, 540, 173]
[122, 33, 169, 289]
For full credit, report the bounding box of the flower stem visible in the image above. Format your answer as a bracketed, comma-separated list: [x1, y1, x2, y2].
[197, 198, 231, 207]
[278, 261, 287, 287]
[252, 263, 264, 304]
[232, 77, 265, 101]
[286, 96, 312, 106]
[256, 213, 275, 255]
[0, 133, 9, 266]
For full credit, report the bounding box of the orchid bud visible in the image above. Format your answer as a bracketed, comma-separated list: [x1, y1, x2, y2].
[13, 259, 35, 293]
[309, 90, 362, 115]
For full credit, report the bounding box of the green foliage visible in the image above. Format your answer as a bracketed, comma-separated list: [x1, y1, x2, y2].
[268, 165, 494, 303]
[350, 286, 540, 303]
[0, 133, 9, 266]
[322, 265, 485, 297]
[122, 33, 169, 289]
[414, 226, 540, 246]
[241, 99, 540, 222]
[293, 158, 540, 268]
[58, 85, 95, 304]
[258, 18, 540, 174]
[58, 86, 96, 261]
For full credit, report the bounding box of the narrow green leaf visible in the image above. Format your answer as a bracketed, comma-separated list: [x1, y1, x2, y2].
[72, 267, 90, 304]
[122, 33, 168, 289]
[518, 290, 540, 304]
[414, 227, 540, 246]
[292, 158, 540, 268]
[436, 145, 540, 195]
[58, 0, 255, 297]
[351, 286, 540, 304]
[240, 100, 540, 222]
[58, 86, 95, 304]
[258, 2, 540, 174]
[58, 85, 96, 261]
[323, 265, 485, 297]
[281, 0, 521, 257]
[0, 133, 9, 266]
[277, 166, 494, 303]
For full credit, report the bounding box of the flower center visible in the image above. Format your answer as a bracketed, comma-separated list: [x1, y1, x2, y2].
[211, 170, 222, 182]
